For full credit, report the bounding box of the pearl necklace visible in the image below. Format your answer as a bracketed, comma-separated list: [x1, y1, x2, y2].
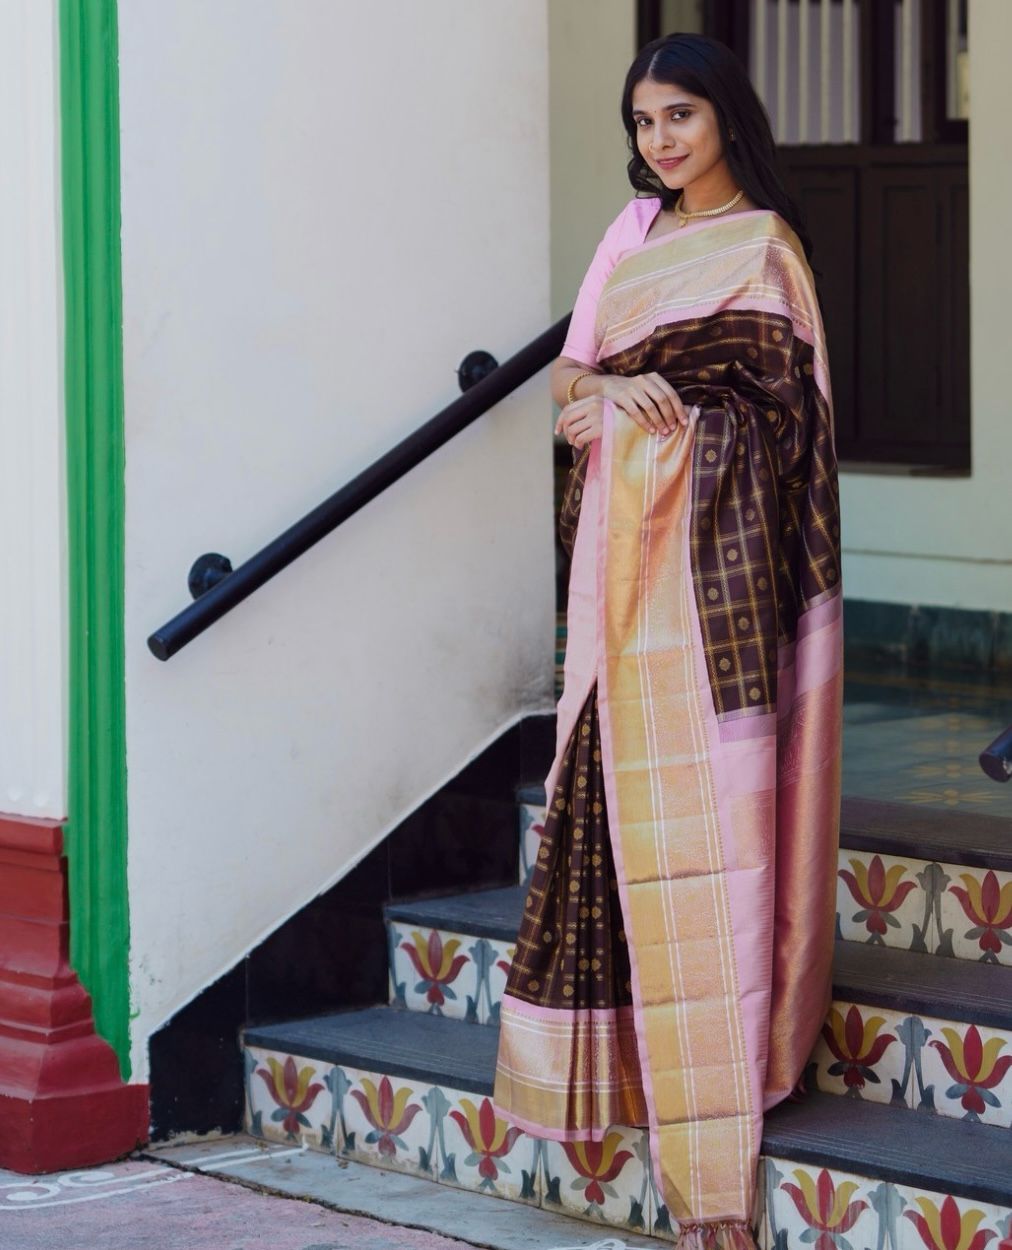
[674, 188, 745, 223]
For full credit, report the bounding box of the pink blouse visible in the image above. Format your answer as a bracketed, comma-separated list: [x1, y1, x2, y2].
[560, 197, 665, 368]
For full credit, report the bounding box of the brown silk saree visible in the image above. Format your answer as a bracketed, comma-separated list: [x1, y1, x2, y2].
[493, 210, 843, 1248]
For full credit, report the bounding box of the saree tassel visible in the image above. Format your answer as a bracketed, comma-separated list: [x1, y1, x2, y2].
[675, 1218, 759, 1250]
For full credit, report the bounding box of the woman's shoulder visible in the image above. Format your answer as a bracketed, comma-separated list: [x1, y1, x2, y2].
[615, 194, 661, 234]
[596, 195, 660, 255]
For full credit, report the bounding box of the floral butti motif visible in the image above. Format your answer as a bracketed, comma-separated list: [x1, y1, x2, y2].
[562, 1133, 635, 1208]
[349, 1076, 422, 1158]
[839, 855, 917, 941]
[256, 1056, 324, 1140]
[401, 929, 469, 1009]
[904, 1194, 997, 1250]
[782, 1167, 867, 1250]
[821, 1006, 897, 1090]
[949, 871, 1012, 960]
[448, 1097, 523, 1188]
[930, 1024, 1012, 1117]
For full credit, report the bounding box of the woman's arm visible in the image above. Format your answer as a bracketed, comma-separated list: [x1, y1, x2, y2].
[550, 355, 604, 410]
[552, 354, 691, 436]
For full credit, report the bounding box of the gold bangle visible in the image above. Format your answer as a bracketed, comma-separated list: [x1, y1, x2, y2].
[566, 370, 595, 406]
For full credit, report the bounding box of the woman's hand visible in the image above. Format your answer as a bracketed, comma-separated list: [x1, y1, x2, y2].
[554, 396, 604, 449]
[599, 372, 689, 435]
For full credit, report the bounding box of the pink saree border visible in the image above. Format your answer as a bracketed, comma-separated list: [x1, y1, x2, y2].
[497, 992, 638, 1026]
[594, 397, 668, 1208]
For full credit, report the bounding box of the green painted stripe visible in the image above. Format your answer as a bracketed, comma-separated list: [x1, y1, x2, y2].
[60, 0, 131, 1076]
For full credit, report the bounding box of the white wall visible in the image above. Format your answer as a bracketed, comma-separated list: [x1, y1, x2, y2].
[119, 1, 554, 1078]
[0, 0, 67, 820]
[838, 0, 1012, 613]
[549, 0, 636, 321]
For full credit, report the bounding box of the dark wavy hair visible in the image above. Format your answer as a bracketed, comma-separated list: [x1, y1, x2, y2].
[621, 33, 816, 270]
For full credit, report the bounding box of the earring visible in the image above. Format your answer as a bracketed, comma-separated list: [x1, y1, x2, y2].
[729, 128, 736, 141]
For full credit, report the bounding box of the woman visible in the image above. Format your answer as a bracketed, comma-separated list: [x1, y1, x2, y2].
[492, 33, 843, 1250]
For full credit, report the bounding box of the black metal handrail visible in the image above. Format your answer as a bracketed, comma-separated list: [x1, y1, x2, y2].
[147, 315, 570, 661]
[980, 726, 1012, 783]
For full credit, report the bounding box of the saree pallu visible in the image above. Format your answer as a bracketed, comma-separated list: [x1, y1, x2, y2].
[493, 210, 843, 1249]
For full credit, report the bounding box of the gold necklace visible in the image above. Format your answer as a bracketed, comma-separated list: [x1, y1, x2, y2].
[674, 188, 745, 222]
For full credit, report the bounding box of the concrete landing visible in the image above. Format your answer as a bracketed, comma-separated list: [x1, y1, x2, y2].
[146, 1135, 664, 1250]
[0, 1153, 475, 1250]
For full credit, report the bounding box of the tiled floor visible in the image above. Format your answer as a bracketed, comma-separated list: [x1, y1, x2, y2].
[842, 665, 1012, 810]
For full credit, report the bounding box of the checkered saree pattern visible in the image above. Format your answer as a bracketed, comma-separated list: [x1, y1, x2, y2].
[597, 230, 841, 720]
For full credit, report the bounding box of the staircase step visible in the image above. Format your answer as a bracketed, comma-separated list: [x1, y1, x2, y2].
[840, 796, 1012, 874]
[762, 1091, 1012, 1208]
[832, 937, 1012, 1031]
[514, 786, 1012, 966]
[386, 886, 523, 943]
[246, 1005, 498, 1096]
[385, 887, 1012, 1127]
[386, 885, 1012, 1025]
[516, 786, 1012, 873]
[242, 1005, 1012, 1243]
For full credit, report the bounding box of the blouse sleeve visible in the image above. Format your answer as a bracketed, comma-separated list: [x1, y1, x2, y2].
[560, 200, 636, 368]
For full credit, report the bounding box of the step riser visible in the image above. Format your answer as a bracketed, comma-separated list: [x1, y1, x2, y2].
[244, 1042, 672, 1239]
[758, 1157, 1012, 1250]
[388, 810, 1012, 1129]
[384, 921, 1012, 1128]
[244, 1042, 1012, 1247]
[808, 1002, 1012, 1127]
[387, 922, 513, 1026]
[838, 848, 1012, 966]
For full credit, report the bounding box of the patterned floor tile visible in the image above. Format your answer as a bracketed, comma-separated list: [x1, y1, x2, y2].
[917, 1013, 1012, 1128]
[540, 1123, 652, 1235]
[388, 920, 514, 1025]
[765, 1157, 1012, 1250]
[389, 922, 480, 1022]
[338, 1066, 433, 1177]
[837, 850, 926, 950]
[943, 863, 1012, 964]
[441, 1091, 538, 1204]
[836, 849, 1012, 966]
[765, 1159, 892, 1250]
[244, 1046, 334, 1151]
[809, 1002, 911, 1109]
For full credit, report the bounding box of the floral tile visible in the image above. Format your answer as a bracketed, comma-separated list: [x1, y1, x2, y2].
[764, 1158, 1012, 1250]
[898, 1185, 1007, 1250]
[641, 1155, 765, 1245]
[441, 1091, 537, 1204]
[339, 1066, 431, 1177]
[836, 850, 1012, 966]
[943, 865, 1012, 965]
[766, 1160, 887, 1250]
[917, 1014, 1012, 1128]
[388, 922, 475, 1021]
[482, 937, 515, 1027]
[244, 1045, 334, 1151]
[541, 1123, 651, 1235]
[518, 801, 544, 887]
[809, 1002, 911, 1109]
[837, 851, 925, 950]
[388, 921, 514, 1026]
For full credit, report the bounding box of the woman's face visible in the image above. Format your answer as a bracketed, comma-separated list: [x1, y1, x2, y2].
[631, 77, 729, 195]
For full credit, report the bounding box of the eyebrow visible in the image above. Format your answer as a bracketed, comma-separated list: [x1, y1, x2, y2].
[631, 101, 695, 115]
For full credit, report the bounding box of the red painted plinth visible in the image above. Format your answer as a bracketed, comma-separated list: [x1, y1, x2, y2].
[0, 813, 149, 1173]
